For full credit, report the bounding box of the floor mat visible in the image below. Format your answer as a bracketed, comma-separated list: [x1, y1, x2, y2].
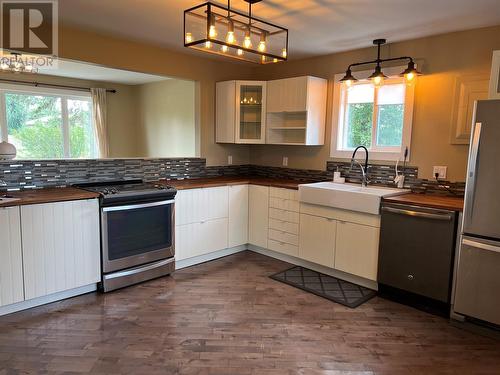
[270, 265, 376, 308]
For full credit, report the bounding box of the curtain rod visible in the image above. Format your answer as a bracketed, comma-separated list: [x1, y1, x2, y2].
[0, 78, 117, 93]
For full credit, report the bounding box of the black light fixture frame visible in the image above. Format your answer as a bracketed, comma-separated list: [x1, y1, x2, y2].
[183, 1, 289, 64]
[340, 39, 421, 83]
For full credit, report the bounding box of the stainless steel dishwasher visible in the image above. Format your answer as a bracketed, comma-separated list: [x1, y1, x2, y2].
[378, 202, 458, 315]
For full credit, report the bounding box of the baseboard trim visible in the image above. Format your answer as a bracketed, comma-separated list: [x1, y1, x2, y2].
[175, 245, 247, 270]
[248, 244, 378, 290]
[0, 284, 97, 317]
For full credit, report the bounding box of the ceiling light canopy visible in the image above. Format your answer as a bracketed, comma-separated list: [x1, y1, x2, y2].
[340, 39, 422, 87]
[184, 0, 288, 64]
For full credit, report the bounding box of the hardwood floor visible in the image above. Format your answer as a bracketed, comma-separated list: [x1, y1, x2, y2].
[0, 251, 499, 374]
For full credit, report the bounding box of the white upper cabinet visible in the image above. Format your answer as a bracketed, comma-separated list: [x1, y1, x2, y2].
[21, 199, 101, 300]
[0, 206, 24, 307]
[216, 80, 267, 144]
[216, 76, 327, 145]
[266, 76, 328, 145]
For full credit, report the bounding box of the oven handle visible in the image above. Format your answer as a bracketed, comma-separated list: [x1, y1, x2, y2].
[102, 199, 175, 212]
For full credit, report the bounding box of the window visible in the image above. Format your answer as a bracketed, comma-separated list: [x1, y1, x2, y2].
[331, 67, 414, 161]
[0, 85, 97, 159]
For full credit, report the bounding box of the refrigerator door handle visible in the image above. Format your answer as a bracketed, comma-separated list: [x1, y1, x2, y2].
[464, 122, 482, 221]
[462, 238, 500, 254]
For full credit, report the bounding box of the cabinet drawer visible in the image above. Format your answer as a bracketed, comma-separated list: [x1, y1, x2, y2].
[269, 229, 299, 246]
[270, 187, 299, 201]
[269, 218, 299, 235]
[269, 197, 299, 212]
[268, 239, 299, 257]
[176, 218, 229, 261]
[175, 186, 229, 225]
[269, 208, 299, 223]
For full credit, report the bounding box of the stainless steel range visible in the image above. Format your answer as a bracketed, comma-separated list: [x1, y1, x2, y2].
[76, 180, 177, 292]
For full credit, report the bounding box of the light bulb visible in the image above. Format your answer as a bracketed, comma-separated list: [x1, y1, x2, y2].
[273, 58, 278, 63]
[372, 76, 384, 87]
[205, 40, 212, 48]
[185, 32, 193, 43]
[281, 49, 287, 58]
[226, 20, 236, 44]
[221, 45, 228, 53]
[258, 33, 267, 52]
[243, 36, 252, 49]
[209, 25, 217, 39]
[404, 72, 416, 86]
[226, 31, 235, 44]
[261, 55, 266, 63]
[237, 49, 244, 56]
[344, 79, 353, 88]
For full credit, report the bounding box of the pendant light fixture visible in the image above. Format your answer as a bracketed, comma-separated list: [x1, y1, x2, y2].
[184, 0, 288, 64]
[339, 39, 422, 88]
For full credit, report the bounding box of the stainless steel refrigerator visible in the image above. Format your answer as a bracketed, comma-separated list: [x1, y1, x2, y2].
[454, 99, 500, 326]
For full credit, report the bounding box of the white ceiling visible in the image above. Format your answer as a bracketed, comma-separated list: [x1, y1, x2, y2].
[59, 0, 500, 60]
[40, 59, 168, 85]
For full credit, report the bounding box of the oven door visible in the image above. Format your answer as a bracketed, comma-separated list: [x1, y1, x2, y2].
[101, 199, 175, 273]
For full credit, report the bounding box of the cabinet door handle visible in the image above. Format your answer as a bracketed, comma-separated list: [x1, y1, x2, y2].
[407, 274, 414, 281]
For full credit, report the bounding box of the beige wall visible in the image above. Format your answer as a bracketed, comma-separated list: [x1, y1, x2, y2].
[250, 25, 500, 181]
[59, 25, 254, 166]
[136, 79, 196, 157]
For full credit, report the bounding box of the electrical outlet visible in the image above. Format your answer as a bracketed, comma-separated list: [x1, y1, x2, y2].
[433, 166, 447, 179]
[228, 155, 233, 165]
[282, 156, 288, 167]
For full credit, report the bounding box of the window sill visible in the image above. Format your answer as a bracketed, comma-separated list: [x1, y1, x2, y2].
[330, 148, 408, 162]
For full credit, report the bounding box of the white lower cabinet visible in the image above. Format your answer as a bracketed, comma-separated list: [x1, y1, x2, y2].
[228, 185, 248, 247]
[175, 186, 230, 261]
[21, 199, 101, 300]
[248, 185, 269, 248]
[335, 221, 380, 281]
[176, 218, 229, 260]
[0, 206, 24, 307]
[298, 203, 381, 281]
[299, 213, 336, 268]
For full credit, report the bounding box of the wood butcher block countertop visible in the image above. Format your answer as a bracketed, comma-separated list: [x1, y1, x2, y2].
[382, 193, 464, 212]
[0, 187, 100, 208]
[162, 176, 313, 190]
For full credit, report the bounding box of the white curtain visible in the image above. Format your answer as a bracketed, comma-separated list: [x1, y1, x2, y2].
[90, 88, 109, 158]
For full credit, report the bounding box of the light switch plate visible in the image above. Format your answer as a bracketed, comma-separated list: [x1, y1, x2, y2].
[283, 156, 288, 167]
[228, 155, 233, 165]
[433, 166, 447, 179]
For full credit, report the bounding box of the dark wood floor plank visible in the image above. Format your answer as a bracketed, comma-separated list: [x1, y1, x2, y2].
[0, 251, 499, 374]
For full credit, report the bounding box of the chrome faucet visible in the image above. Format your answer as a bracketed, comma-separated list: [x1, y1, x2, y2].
[349, 146, 370, 187]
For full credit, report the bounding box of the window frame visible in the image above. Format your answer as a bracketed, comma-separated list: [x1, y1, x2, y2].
[0, 83, 97, 159]
[331, 66, 415, 161]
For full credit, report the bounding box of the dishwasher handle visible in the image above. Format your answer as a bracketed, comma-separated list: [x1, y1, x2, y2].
[381, 206, 453, 221]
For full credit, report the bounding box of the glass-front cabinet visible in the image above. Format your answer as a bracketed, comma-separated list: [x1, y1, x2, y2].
[216, 80, 266, 144]
[235, 81, 266, 143]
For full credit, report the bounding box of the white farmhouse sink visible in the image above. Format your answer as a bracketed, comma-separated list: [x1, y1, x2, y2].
[298, 182, 407, 215]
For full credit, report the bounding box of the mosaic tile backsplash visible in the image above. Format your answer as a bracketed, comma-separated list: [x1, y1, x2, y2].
[0, 158, 464, 196]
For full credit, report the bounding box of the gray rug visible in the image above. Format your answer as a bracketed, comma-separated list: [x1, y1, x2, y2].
[270, 266, 376, 308]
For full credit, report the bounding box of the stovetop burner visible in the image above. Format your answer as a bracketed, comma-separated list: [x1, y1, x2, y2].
[74, 179, 177, 206]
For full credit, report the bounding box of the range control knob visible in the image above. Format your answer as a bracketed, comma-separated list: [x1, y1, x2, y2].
[102, 188, 110, 195]
[110, 188, 118, 194]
